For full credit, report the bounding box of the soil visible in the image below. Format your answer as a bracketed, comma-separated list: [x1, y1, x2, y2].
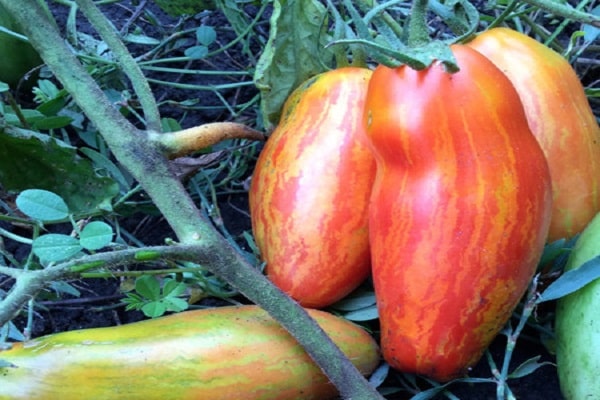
[3, 1, 595, 399]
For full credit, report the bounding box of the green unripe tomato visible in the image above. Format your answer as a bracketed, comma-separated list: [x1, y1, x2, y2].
[556, 212, 600, 399]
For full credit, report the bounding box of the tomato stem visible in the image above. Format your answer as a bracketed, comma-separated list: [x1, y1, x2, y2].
[152, 122, 265, 158]
[405, 0, 431, 48]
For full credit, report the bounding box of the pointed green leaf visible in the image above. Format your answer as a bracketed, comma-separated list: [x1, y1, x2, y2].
[508, 356, 553, 379]
[254, 0, 334, 129]
[538, 256, 600, 303]
[343, 305, 379, 321]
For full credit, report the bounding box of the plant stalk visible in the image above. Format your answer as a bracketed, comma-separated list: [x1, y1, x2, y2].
[406, 0, 431, 47]
[74, 0, 162, 131]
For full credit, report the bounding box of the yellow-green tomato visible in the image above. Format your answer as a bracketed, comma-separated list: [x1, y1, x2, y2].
[0, 305, 380, 400]
[556, 213, 600, 399]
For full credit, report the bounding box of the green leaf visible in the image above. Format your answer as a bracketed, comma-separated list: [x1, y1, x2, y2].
[253, 0, 334, 129]
[368, 363, 390, 388]
[79, 147, 133, 191]
[537, 256, 600, 303]
[1, 321, 25, 341]
[48, 281, 81, 297]
[508, 356, 553, 379]
[185, 45, 209, 59]
[343, 305, 379, 321]
[153, 0, 216, 16]
[36, 93, 67, 116]
[32, 115, 73, 130]
[79, 221, 113, 250]
[215, 0, 253, 40]
[141, 301, 167, 318]
[196, 26, 216, 46]
[161, 117, 182, 133]
[583, 5, 600, 44]
[32, 234, 82, 263]
[163, 297, 188, 312]
[122, 33, 161, 45]
[15, 189, 69, 221]
[163, 279, 187, 298]
[332, 289, 376, 311]
[539, 238, 571, 267]
[135, 275, 161, 301]
[0, 126, 118, 215]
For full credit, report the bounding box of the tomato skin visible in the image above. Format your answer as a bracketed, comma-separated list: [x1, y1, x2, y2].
[249, 67, 376, 308]
[0, 306, 380, 400]
[555, 213, 600, 400]
[364, 45, 552, 381]
[467, 27, 600, 242]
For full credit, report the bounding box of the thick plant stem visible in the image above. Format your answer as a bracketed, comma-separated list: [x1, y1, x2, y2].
[0, 2, 383, 399]
[522, 0, 600, 27]
[406, 0, 431, 47]
[74, 0, 162, 131]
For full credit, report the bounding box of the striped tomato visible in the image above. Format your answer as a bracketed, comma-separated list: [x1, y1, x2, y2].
[468, 27, 600, 242]
[0, 306, 380, 400]
[249, 67, 376, 308]
[364, 45, 552, 381]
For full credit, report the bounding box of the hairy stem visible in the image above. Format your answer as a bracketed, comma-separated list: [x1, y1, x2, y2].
[74, 0, 162, 131]
[522, 0, 600, 27]
[406, 0, 431, 47]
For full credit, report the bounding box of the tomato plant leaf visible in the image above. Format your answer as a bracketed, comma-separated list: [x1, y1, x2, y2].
[15, 189, 69, 222]
[254, 0, 334, 130]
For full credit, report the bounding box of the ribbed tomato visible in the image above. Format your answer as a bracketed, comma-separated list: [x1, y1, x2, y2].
[364, 45, 552, 381]
[249, 67, 376, 308]
[468, 27, 600, 242]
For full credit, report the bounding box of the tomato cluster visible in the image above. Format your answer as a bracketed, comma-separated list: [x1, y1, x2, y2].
[249, 28, 600, 381]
